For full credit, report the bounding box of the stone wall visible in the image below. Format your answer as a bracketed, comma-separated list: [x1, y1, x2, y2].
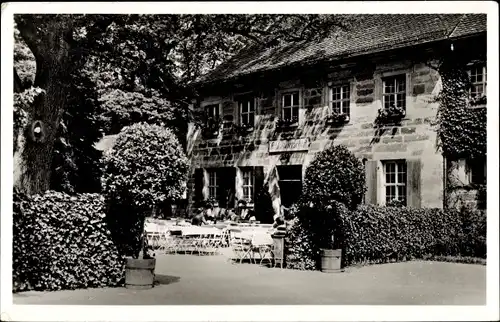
[187, 54, 448, 214]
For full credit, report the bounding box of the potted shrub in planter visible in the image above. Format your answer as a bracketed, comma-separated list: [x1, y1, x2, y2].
[103, 123, 189, 289]
[298, 144, 366, 272]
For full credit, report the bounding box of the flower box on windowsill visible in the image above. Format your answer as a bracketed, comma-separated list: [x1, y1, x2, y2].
[325, 113, 350, 126]
[470, 94, 487, 108]
[232, 123, 254, 136]
[201, 117, 222, 139]
[276, 117, 299, 129]
[374, 106, 406, 126]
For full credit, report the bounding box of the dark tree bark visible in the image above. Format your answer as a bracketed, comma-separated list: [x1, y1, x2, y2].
[14, 16, 74, 195]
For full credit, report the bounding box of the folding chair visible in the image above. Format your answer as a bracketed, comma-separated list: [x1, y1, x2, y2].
[229, 234, 253, 264]
[250, 233, 274, 266]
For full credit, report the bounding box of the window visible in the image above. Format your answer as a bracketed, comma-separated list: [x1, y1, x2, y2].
[207, 169, 219, 200]
[277, 165, 303, 208]
[239, 98, 255, 126]
[382, 75, 406, 110]
[467, 158, 486, 185]
[205, 104, 219, 120]
[242, 168, 254, 202]
[281, 91, 300, 122]
[383, 160, 407, 205]
[330, 84, 351, 116]
[469, 64, 487, 101]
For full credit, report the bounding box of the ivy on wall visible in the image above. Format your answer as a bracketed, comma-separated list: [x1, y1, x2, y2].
[433, 50, 486, 209]
[435, 54, 486, 160]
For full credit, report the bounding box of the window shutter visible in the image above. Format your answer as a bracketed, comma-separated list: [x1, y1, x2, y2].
[219, 167, 236, 208]
[365, 160, 378, 205]
[253, 166, 265, 203]
[406, 159, 422, 208]
[194, 168, 204, 205]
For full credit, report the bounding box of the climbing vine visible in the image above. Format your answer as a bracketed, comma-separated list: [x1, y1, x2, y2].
[434, 55, 486, 160]
[433, 50, 487, 209]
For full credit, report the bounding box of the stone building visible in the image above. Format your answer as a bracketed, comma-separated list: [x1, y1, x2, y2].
[187, 14, 487, 221]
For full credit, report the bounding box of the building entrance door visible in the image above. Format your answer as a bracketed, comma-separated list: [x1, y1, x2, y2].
[277, 165, 303, 208]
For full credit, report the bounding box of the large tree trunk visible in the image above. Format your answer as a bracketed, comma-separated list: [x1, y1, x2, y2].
[14, 17, 73, 195]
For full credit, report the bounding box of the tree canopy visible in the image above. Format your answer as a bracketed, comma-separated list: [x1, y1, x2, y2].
[13, 14, 357, 195]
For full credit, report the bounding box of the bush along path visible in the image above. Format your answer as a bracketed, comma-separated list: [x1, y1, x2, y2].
[13, 191, 125, 292]
[286, 202, 486, 270]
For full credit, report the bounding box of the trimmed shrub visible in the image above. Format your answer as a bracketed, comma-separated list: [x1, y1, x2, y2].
[13, 191, 124, 292]
[102, 123, 189, 258]
[286, 203, 486, 270]
[338, 205, 485, 266]
[458, 207, 486, 258]
[285, 217, 317, 270]
[302, 144, 366, 210]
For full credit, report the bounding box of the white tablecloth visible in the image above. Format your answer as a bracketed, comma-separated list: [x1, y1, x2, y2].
[233, 230, 273, 246]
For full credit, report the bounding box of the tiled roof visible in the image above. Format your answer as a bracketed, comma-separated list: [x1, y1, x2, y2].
[449, 14, 487, 38]
[197, 14, 486, 84]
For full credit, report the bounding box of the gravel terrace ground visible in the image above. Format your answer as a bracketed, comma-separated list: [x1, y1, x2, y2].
[13, 254, 486, 305]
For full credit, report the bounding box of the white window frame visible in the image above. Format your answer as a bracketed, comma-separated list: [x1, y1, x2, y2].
[241, 168, 254, 202]
[468, 64, 487, 108]
[280, 89, 301, 123]
[207, 169, 219, 200]
[383, 160, 407, 205]
[382, 74, 407, 111]
[329, 83, 351, 116]
[238, 98, 255, 127]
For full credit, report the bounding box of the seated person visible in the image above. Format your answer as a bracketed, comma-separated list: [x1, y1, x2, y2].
[272, 213, 285, 229]
[191, 208, 207, 226]
[247, 209, 257, 222]
[236, 199, 248, 221]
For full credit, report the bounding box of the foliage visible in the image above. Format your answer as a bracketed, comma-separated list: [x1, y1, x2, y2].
[302, 144, 366, 210]
[457, 206, 486, 258]
[325, 112, 349, 125]
[435, 55, 486, 160]
[386, 199, 406, 208]
[50, 65, 106, 194]
[338, 205, 486, 266]
[285, 201, 349, 270]
[13, 190, 125, 292]
[103, 122, 189, 209]
[98, 88, 176, 134]
[231, 122, 254, 137]
[422, 255, 486, 265]
[201, 117, 222, 139]
[374, 105, 406, 126]
[285, 217, 318, 270]
[254, 184, 275, 224]
[276, 116, 299, 129]
[102, 123, 189, 257]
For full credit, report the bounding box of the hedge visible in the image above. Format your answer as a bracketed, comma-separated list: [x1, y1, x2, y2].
[13, 191, 125, 292]
[285, 204, 486, 270]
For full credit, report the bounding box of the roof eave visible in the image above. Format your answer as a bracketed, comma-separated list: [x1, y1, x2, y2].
[196, 30, 486, 89]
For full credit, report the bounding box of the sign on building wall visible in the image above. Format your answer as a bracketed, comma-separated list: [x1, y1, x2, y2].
[269, 138, 310, 153]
